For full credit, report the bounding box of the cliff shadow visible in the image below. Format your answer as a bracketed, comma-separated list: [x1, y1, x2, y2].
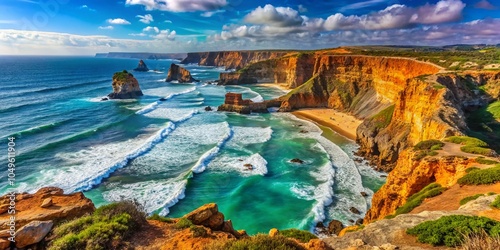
[465, 102, 500, 154]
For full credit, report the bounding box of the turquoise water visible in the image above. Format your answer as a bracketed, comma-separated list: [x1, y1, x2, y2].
[0, 56, 385, 234]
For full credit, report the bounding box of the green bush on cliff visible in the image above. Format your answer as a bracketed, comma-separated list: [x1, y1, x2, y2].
[457, 165, 500, 185]
[476, 157, 499, 165]
[393, 183, 446, 216]
[147, 214, 173, 223]
[491, 195, 500, 209]
[279, 229, 318, 243]
[407, 215, 500, 247]
[460, 194, 485, 205]
[465, 167, 481, 173]
[414, 140, 444, 150]
[49, 200, 146, 250]
[369, 105, 395, 129]
[205, 234, 306, 250]
[175, 217, 194, 229]
[445, 136, 493, 156]
[113, 70, 133, 82]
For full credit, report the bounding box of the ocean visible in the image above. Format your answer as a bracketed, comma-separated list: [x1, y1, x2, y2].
[0, 56, 384, 234]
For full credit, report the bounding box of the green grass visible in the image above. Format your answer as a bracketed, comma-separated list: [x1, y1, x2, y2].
[49, 201, 146, 250]
[414, 140, 444, 150]
[445, 136, 493, 156]
[175, 217, 194, 229]
[491, 196, 500, 209]
[369, 105, 395, 129]
[278, 229, 318, 243]
[486, 101, 500, 120]
[466, 167, 481, 173]
[147, 214, 173, 223]
[476, 157, 499, 165]
[190, 225, 208, 237]
[407, 215, 500, 247]
[205, 234, 306, 250]
[460, 194, 485, 205]
[113, 70, 133, 82]
[387, 183, 446, 217]
[458, 165, 500, 185]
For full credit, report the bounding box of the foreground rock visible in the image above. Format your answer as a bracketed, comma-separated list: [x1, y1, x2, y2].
[217, 92, 276, 114]
[166, 63, 197, 83]
[182, 203, 246, 238]
[108, 70, 144, 99]
[133, 59, 149, 72]
[15, 220, 53, 248]
[0, 187, 95, 229]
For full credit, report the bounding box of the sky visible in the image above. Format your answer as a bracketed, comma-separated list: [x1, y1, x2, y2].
[0, 0, 499, 55]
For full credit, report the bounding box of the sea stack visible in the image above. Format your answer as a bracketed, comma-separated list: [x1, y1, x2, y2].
[166, 63, 197, 83]
[107, 70, 143, 99]
[133, 60, 149, 72]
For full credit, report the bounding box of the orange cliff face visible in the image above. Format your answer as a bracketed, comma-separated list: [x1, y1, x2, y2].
[364, 150, 477, 223]
[180, 51, 291, 70]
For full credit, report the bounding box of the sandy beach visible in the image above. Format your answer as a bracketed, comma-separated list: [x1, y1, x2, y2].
[292, 108, 362, 140]
[255, 82, 291, 92]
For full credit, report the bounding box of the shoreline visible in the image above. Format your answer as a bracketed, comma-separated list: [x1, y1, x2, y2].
[292, 108, 362, 141]
[254, 82, 291, 92]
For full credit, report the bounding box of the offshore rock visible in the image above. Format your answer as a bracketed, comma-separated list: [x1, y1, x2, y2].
[108, 70, 143, 99]
[166, 63, 197, 83]
[217, 92, 271, 114]
[133, 60, 149, 72]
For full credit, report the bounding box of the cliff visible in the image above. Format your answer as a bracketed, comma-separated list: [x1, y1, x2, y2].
[180, 51, 291, 70]
[217, 93, 274, 114]
[108, 70, 143, 99]
[364, 150, 478, 223]
[133, 60, 149, 72]
[166, 63, 197, 83]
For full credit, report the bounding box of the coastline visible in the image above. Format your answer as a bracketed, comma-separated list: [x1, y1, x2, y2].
[292, 108, 362, 141]
[254, 82, 291, 92]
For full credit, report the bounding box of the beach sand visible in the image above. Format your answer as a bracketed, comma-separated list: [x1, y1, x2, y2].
[292, 108, 362, 140]
[255, 83, 291, 92]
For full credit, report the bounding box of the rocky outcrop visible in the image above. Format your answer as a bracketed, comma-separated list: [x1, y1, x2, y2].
[133, 60, 149, 72]
[166, 63, 197, 83]
[364, 151, 477, 223]
[0, 187, 95, 229]
[217, 92, 273, 114]
[180, 51, 290, 70]
[108, 70, 143, 99]
[15, 220, 53, 248]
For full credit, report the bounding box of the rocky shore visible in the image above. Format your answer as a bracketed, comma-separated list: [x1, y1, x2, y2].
[107, 70, 143, 99]
[166, 63, 197, 83]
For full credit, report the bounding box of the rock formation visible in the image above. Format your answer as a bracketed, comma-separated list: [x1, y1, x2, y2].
[166, 63, 197, 83]
[364, 150, 477, 223]
[217, 92, 271, 114]
[133, 60, 149, 72]
[180, 51, 291, 70]
[108, 70, 143, 99]
[0, 187, 95, 229]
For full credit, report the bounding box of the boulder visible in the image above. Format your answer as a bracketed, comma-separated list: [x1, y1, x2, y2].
[134, 60, 149, 72]
[360, 192, 368, 197]
[108, 70, 143, 99]
[205, 106, 213, 111]
[15, 220, 53, 248]
[0, 239, 10, 250]
[40, 198, 52, 208]
[0, 204, 8, 215]
[269, 228, 279, 237]
[202, 212, 224, 230]
[355, 219, 364, 225]
[350, 207, 361, 215]
[166, 63, 197, 83]
[0, 229, 10, 238]
[0, 187, 95, 229]
[183, 203, 218, 225]
[290, 158, 304, 164]
[328, 220, 344, 235]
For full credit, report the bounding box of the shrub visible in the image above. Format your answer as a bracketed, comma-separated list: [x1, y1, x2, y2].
[491, 195, 500, 209]
[414, 140, 444, 150]
[428, 151, 438, 156]
[49, 201, 146, 250]
[475, 157, 499, 165]
[465, 167, 480, 173]
[461, 145, 493, 156]
[406, 215, 500, 247]
[204, 234, 306, 250]
[445, 136, 493, 156]
[392, 183, 446, 216]
[430, 145, 443, 151]
[369, 105, 395, 129]
[458, 165, 500, 185]
[190, 225, 208, 237]
[175, 218, 193, 229]
[460, 231, 500, 250]
[460, 194, 484, 205]
[279, 229, 318, 243]
[147, 214, 173, 223]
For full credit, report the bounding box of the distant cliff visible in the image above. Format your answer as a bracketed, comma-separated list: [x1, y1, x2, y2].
[166, 63, 197, 83]
[108, 70, 143, 99]
[180, 51, 291, 70]
[96, 52, 186, 60]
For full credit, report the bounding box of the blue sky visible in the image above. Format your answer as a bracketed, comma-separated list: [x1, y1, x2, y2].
[0, 0, 499, 54]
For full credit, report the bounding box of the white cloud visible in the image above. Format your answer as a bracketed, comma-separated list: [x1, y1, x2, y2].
[151, 29, 176, 40]
[244, 4, 304, 27]
[143, 26, 160, 33]
[475, 0, 497, 10]
[137, 14, 154, 24]
[80, 5, 96, 11]
[125, 0, 227, 12]
[98, 26, 114, 30]
[201, 10, 225, 17]
[107, 18, 131, 25]
[298, 4, 307, 13]
[164, 20, 173, 23]
[129, 33, 147, 37]
[339, 0, 388, 11]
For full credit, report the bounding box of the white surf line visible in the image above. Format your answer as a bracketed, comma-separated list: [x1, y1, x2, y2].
[136, 86, 197, 115]
[191, 122, 233, 174]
